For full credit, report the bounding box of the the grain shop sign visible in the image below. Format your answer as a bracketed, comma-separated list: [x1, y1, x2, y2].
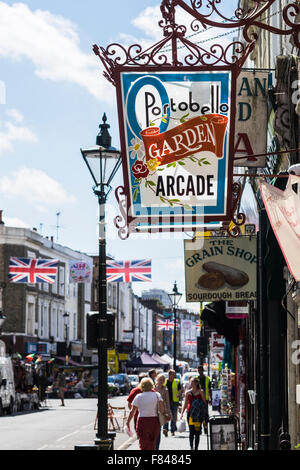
[184, 236, 257, 302]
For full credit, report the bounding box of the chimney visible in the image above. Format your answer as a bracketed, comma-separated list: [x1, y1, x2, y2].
[0, 210, 4, 225]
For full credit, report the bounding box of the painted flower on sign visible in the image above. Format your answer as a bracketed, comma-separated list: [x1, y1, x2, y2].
[131, 160, 149, 179]
[147, 157, 161, 172]
[128, 137, 144, 160]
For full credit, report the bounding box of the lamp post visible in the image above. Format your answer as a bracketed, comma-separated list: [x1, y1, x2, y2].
[63, 312, 69, 365]
[81, 113, 121, 450]
[168, 281, 182, 372]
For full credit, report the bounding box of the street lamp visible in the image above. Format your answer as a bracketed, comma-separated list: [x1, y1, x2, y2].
[168, 281, 182, 372]
[81, 113, 121, 450]
[63, 312, 69, 365]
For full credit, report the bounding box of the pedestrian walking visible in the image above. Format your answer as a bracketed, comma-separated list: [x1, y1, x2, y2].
[148, 369, 157, 382]
[196, 365, 211, 432]
[180, 377, 206, 450]
[126, 377, 166, 450]
[163, 369, 182, 436]
[154, 373, 172, 450]
[127, 372, 148, 430]
[56, 368, 66, 406]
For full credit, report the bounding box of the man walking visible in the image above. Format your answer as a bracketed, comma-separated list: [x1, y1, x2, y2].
[163, 370, 182, 436]
[56, 368, 66, 407]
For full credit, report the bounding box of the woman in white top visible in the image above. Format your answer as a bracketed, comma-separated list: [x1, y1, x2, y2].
[126, 377, 166, 450]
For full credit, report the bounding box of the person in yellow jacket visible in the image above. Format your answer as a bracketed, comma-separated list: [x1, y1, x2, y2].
[196, 365, 211, 433]
[162, 369, 182, 437]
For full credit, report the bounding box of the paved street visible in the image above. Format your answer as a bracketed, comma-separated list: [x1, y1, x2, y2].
[0, 396, 129, 451]
[0, 396, 217, 451]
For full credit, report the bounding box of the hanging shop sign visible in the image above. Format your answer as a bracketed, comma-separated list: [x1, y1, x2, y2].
[69, 260, 93, 283]
[234, 71, 270, 168]
[116, 68, 236, 228]
[211, 333, 225, 352]
[184, 236, 257, 302]
[225, 301, 249, 319]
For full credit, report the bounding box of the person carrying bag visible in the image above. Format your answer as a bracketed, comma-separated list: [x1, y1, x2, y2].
[180, 377, 206, 450]
[155, 373, 172, 449]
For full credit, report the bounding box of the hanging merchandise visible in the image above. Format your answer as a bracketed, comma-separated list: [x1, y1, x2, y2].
[220, 366, 232, 415]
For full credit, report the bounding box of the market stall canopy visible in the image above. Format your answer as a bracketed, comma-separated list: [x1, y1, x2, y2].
[126, 352, 165, 368]
[151, 353, 171, 365]
[160, 354, 173, 364]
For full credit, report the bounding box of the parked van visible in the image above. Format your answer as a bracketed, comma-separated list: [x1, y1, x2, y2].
[0, 356, 15, 415]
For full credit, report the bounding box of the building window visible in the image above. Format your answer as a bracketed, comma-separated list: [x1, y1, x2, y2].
[43, 304, 48, 338]
[52, 307, 57, 339]
[52, 274, 58, 294]
[58, 309, 63, 340]
[73, 312, 77, 340]
[27, 302, 35, 336]
[59, 267, 65, 296]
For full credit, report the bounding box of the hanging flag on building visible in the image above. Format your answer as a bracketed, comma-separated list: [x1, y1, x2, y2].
[69, 260, 93, 283]
[106, 259, 151, 282]
[184, 340, 197, 346]
[157, 319, 174, 331]
[259, 174, 300, 281]
[8, 257, 58, 284]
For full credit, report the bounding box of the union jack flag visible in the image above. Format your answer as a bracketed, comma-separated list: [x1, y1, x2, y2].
[196, 321, 201, 331]
[9, 257, 58, 284]
[157, 319, 175, 331]
[184, 339, 197, 346]
[106, 259, 151, 282]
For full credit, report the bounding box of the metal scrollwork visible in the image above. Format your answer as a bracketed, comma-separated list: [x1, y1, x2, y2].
[93, 0, 300, 78]
[114, 186, 139, 240]
[227, 182, 246, 238]
[114, 186, 130, 240]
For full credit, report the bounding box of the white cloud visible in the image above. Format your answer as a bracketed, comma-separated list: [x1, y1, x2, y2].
[0, 167, 76, 210]
[6, 108, 24, 123]
[0, 118, 38, 154]
[0, 2, 111, 101]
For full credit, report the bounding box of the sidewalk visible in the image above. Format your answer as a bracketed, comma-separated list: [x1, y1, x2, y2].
[125, 428, 209, 451]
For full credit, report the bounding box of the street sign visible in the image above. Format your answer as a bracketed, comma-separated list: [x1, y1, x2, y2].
[184, 236, 257, 302]
[116, 68, 236, 230]
[234, 71, 270, 167]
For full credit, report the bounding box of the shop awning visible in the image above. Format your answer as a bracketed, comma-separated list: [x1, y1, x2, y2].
[54, 356, 87, 367]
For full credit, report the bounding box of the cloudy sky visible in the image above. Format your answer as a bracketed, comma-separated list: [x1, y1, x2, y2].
[0, 0, 248, 311]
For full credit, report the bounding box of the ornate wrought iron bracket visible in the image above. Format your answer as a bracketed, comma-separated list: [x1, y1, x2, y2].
[93, 1, 300, 83]
[226, 181, 246, 238]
